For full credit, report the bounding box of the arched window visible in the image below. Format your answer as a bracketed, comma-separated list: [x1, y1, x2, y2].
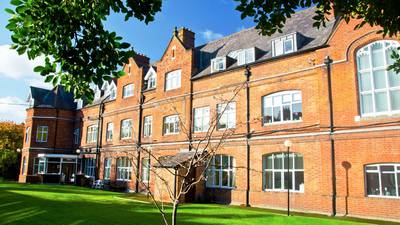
[262, 90, 302, 124]
[365, 163, 400, 198]
[206, 155, 235, 188]
[262, 153, 304, 192]
[356, 40, 400, 116]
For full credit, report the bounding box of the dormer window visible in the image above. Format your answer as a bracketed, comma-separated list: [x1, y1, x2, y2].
[211, 57, 226, 73]
[94, 86, 101, 100]
[272, 33, 297, 57]
[237, 48, 255, 66]
[109, 88, 116, 100]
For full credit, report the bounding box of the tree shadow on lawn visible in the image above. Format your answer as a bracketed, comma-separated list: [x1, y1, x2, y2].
[0, 189, 274, 225]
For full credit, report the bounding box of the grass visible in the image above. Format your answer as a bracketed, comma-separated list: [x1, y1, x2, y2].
[0, 182, 394, 225]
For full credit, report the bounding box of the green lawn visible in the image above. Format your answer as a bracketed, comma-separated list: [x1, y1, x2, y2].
[0, 182, 392, 225]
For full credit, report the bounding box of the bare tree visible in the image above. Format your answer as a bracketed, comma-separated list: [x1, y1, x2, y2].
[116, 80, 247, 225]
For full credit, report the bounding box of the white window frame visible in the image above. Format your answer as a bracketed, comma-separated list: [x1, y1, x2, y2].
[73, 128, 80, 145]
[237, 48, 256, 66]
[206, 155, 236, 189]
[36, 126, 48, 143]
[163, 115, 179, 135]
[116, 157, 132, 181]
[141, 158, 150, 183]
[147, 73, 157, 89]
[262, 153, 304, 192]
[122, 83, 134, 98]
[211, 57, 226, 73]
[104, 158, 112, 180]
[84, 158, 96, 177]
[272, 33, 297, 57]
[356, 40, 400, 117]
[109, 87, 117, 100]
[165, 70, 181, 91]
[143, 116, 152, 137]
[193, 106, 210, 133]
[33, 157, 46, 174]
[120, 119, 132, 140]
[25, 127, 30, 144]
[262, 90, 302, 125]
[365, 163, 400, 198]
[86, 125, 98, 144]
[106, 123, 113, 142]
[217, 102, 236, 130]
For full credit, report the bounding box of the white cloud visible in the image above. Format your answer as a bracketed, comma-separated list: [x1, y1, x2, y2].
[0, 96, 27, 123]
[201, 30, 223, 42]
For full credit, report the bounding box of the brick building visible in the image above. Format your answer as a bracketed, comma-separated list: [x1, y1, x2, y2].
[19, 8, 400, 221]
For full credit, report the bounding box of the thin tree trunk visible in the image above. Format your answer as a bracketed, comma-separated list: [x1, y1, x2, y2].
[171, 201, 178, 225]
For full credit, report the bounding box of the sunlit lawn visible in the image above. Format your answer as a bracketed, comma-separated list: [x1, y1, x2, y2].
[0, 182, 393, 225]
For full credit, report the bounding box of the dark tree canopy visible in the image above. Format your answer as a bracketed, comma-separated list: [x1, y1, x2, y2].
[5, 0, 400, 101]
[6, 0, 162, 101]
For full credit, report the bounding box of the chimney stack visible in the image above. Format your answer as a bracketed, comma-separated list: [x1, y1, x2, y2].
[132, 53, 150, 67]
[176, 27, 195, 49]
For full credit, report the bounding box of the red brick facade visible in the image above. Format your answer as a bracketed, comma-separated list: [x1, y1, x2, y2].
[19, 16, 400, 222]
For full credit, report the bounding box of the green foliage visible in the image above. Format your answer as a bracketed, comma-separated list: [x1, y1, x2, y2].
[0, 150, 20, 180]
[0, 122, 23, 150]
[235, 0, 400, 72]
[6, 0, 162, 101]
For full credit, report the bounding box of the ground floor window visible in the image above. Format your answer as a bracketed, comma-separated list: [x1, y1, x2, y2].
[84, 158, 96, 177]
[141, 158, 150, 183]
[117, 157, 132, 181]
[366, 163, 400, 198]
[104, 158, 112, 180]
[262, 152, 304, 192]
[206, 155, 235, 188]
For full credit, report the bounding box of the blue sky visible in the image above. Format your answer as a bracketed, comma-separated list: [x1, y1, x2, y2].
[0, 0, 255, 123]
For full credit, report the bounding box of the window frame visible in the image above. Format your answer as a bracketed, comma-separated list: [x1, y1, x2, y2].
[193, 106, 210, 133]
[237, 48, 256, 66]
[141, 157, 150, 183]
[86, 125, 98, 144]
[206, 155, 236, 189]
[163, 115, 180, 135]
[165, 70, 181, 91]
[84, 158, 96, 177]
[120, 119, 133, 140]
[365, 163, 400, 198]
[356, 40, 400, 117]
[25, 127, 30, 144]
[103, 158, 112, 180]
[271, 33, 297, 57]
[36, 126, 48, 143]
[143, 116, 153, 137]
[106, 122, 114, 142]
[116, 157, 132, 181]
[217, 102, 236, 130]
[122, 83, 134, 98]
[211, 57, 226, 73]
[73, 128, 80, 145]
[262, 152, 304, 193]
[262, 90, 303, 125]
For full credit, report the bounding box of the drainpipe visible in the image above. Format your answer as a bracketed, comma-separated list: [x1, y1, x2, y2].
[95, 96, 109, 180]
[244, 66, 252, 207]
[135, 92, 144, 193]
[324, 56, 336, 216]
[53, 109, 59, 153]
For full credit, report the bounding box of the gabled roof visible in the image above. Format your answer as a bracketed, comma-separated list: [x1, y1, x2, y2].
[29, 86, 76, 110]
[193, 7, 337, 79]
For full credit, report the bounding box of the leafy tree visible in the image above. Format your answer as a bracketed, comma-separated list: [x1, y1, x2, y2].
[0, 122, 23, 180]
[234, 0, 400, 72]
[5, 0, 162, 101]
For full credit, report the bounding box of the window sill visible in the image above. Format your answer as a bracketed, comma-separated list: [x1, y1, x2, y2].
[355, 113, 400, 122]
[122, 95, 134, 99]
[367, 195, 399, 199]
[120, 137, 132, 140]
[36, 141, 48, 143]
[263, 189, 304, 193]
[165, 87, 181, 92]
[206, 186, 236, 190]
[116, 179, 131, 182]
[143, 88, 156, 93]
[263, 120, 303, 126]
[164, 133, 179, 136]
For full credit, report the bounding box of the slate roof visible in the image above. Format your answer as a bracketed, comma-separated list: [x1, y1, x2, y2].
[155, 151, 196, 168]
[193, 7, 337, 79]
[29, 86, 76, 110]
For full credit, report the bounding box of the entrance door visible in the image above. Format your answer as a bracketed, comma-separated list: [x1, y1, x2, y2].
[61, 163, 75, 183]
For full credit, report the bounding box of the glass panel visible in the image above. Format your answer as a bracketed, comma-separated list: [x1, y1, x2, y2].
[274, 155, 283, 169]
[266, 155, 273, 169]
[292, 103, 302, 120]
[284, 171, 293, 190]
[373, 70, 386, 89]
[371, 42, 384, 67]
[397, 173, 400, 196]
[295, 171, 304, 191]
[264, 107, 272, 124]
[366, 165, 378, 171]
[366, 172, 380, 195]
[206, 169, 214, 187]
[274, 172, 281, 189]
[284, 39, 293, 53]
[361, 94, 373, 114]
[375, 92, 388, 112]
[388, 70, 400, 87]
[215, 170, 220, 186]
[386, 48, 395, 66]
[359, 72, 372, 91]
[282, 105, 291, 121]
[265, 171, 273, 189]
[293, 92, 301, 102]
[273, 95, 282, 105]
[294, 155, 304, 169]
[390, 90, 400, 111]
[47, 163, 60, 174]
[381, 173, 396, 196]
[273, 106, 281, 122]
[358, 53, 370, 70]
[381, 165, 395, 172]
[215, 156, 221, 169]
[282, 94, 291, 103]
[222, 171, 229, 187]
[222, 156, 229, 169]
